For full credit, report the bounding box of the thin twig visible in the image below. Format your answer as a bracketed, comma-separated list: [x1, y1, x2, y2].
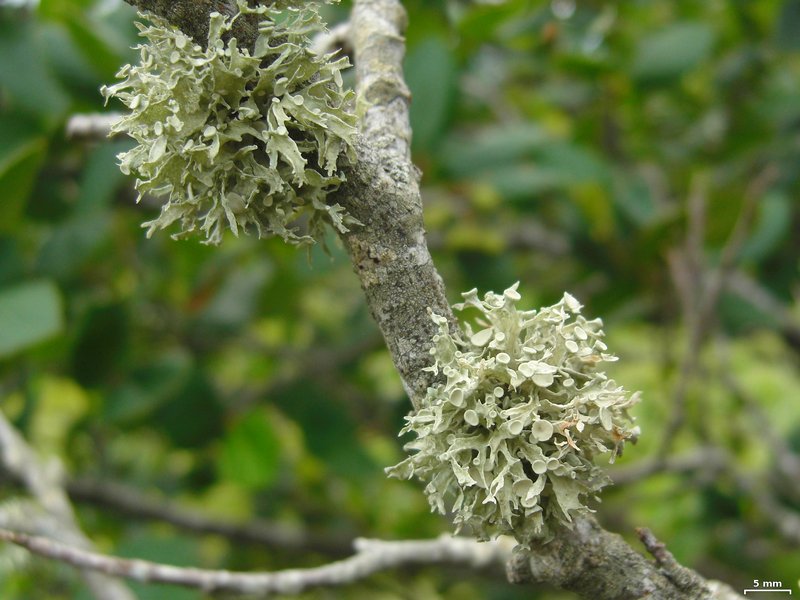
[67, 478, 353, 556]
[636, 527, 710, 592]
[66, 113, 122, 140]
[0, 529, 513, 595]
[610, 447, 728, 486]
[658, 166, 778, 456]
[0, 411, 135, 600]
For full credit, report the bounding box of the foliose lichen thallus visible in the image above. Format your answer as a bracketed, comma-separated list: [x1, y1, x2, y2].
[101, 0, 357, 245]
[387, 283, 641, 544]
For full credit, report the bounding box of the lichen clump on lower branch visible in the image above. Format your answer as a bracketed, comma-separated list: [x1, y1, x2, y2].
[101, 0, 356, 245]
[387, 284, 641, 544]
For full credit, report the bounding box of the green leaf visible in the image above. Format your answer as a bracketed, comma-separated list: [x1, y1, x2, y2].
[484, 165, 565, 201]
[153, 370, 225, 449]
[278, 382, 375, 479]
[719, 293, 782, 334]
[75, 141, 132, 215]
[632, 22, 715, 83]
[457, 1, 530, 43]
[71, 302, 131, 387]
[60, 11, 127, 80]
[0, 117, 47, 232]
[0, 237, 24, 288]
[406, 36, 457, 154]
[30, 376, 90, 455]
[0, 280, 63, 358]
[105, 351, 192, 424]
[613, 171, 659, 226]
[218, 410, 282, 489]
[739, 191, 792, 263]
[36, 211, 112, 280]
[776, 0, 800, 51]
[199, 260, 273, 330]
[538, 142, 611, 184]
[0, 15, 70, 124]
[441, 124, 550, 178]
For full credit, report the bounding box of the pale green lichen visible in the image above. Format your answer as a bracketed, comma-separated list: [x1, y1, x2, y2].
[387, 283, 641, 544]
[101, 0, 357, 245]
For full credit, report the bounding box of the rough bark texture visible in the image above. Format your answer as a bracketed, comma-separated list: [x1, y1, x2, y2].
[335, 145, 454, 407]
[118, 1, 746, 598]
[334, 0, 455, 409]
[507, 518, 740, 600]
[124, 0, 259, 50]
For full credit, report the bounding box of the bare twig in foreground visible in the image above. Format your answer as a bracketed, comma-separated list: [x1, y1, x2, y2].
[0, 529, 513, 596]
[636, 528, 744, 599]
[0, 411, 135, 600]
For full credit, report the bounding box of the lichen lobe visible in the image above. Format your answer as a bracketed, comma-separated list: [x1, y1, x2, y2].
[102, 0, 357, 245]
[387, 283, 641, 543]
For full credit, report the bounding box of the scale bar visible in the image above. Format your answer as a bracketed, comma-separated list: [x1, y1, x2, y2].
[743, 591, 792, 595]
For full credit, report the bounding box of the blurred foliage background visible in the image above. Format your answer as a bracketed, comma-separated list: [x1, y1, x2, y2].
[0, 0, 799, 598]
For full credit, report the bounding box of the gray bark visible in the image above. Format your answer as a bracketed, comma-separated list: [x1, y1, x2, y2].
[508, 518, 742, 599]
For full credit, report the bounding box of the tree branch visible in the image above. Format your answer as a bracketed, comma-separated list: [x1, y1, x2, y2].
[0, 529, 513, 595]
[610, 447, 728, 486]
[331, 0, 455, 407]
[66, 477, 353, 557]
[507, 518, 743, 600]
[0, 411, 135, 600]
[66, 112, 122, 139]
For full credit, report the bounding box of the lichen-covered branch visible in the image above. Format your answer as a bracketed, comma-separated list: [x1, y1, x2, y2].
[333, 144, 454, 407]
[104, 2, 742, 598]
[0, 529, 513, 595]
[332, 0, 454, 407]
[507, 518, 743, 600]
[117, 0, 452, 406]
[350, 0, 411, 159]
[0, 411, 135, 600]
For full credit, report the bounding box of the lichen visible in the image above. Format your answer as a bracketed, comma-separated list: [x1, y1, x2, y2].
[101, 0, 357, 245]
[387, 283, 641, 544]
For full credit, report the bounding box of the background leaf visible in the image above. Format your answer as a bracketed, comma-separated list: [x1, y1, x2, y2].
[218, 409, 282, 489]
[632, 22, 715, 83]
[0, 280, 63, 358]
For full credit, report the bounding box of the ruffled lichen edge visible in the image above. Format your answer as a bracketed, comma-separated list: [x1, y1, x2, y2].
[102, 0, 357, 245]
[387, 283, 641, 544]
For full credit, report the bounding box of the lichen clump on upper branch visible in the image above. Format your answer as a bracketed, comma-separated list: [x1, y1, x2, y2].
[387, 284, 641, 544]
[102, 0, 357, 245]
